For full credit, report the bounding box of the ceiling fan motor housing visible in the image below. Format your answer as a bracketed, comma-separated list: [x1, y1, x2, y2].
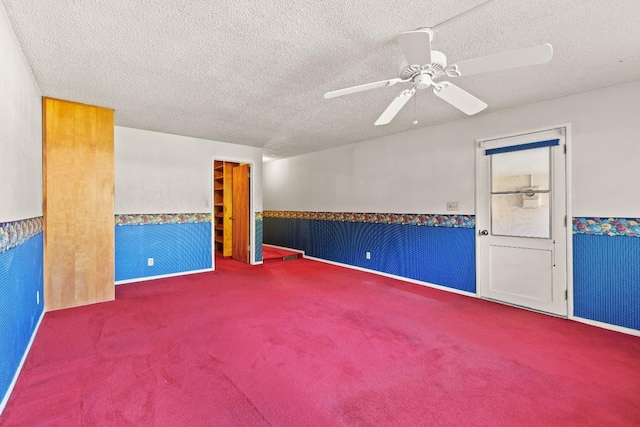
[399, 51, 447, 80]
[414, 74, 432, 89]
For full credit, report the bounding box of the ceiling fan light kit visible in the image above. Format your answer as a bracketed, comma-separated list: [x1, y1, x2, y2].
[324, 27, 554, 126]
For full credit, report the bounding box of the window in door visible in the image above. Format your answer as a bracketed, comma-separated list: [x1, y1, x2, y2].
[490, 146, 551, 239]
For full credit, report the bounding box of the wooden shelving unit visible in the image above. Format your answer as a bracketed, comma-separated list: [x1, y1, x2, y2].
[213, 160, 238, 256]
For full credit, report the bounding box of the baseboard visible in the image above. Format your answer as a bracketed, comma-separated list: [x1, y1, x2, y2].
[570, 316, 640, 337]
[263, 244, 474, 296]
[115, 268, 215, 285]
[300, 254, 477, 298]
[0, 309, 45, 416]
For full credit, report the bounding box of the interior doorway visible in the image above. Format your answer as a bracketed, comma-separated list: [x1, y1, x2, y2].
[213, 160, 251, 264]
[476, 126, 570, 316]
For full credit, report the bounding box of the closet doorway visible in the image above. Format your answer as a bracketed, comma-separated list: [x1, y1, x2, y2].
[213, 160, 251, 263]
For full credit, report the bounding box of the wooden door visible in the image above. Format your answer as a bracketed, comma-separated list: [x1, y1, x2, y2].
[477, 128, 568, 316]
[232, 164, 250, 263]
[43, 97, 115, 310]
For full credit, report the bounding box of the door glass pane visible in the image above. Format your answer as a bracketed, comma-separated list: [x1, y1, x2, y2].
[490, 146, 551, 238]
[491, 148, 550, 192]
[491, 193, 550, 238]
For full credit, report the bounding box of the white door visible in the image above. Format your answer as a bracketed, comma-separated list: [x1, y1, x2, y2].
[477, 128, 568, 316]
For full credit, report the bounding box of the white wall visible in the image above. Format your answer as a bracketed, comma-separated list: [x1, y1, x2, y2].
[264, 80, 640, 218]
[0, 4, 42, 222]
[115, 126, 263, 214]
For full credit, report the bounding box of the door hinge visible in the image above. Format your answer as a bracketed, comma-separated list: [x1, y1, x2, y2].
[564, 216, 567, 227]
[565, 290, 568, 300]
[247, 245, 251, 252]
[563, 145, 567, 154]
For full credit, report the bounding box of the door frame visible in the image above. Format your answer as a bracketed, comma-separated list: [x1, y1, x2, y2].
[474, 123, 573, 317]
[211, 157, 256, 269]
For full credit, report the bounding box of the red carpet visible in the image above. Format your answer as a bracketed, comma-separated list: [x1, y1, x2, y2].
[261, 245, 302, 262]
[2, 257, 640, 426]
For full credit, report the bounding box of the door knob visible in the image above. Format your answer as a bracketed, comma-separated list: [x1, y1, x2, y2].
[480, 230, 489, 236]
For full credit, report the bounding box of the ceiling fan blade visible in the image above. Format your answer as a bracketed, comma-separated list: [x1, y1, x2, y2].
[450, 44, 553, 77]
[324, 78, 403, 99]
[374, 88, 415, 126]
[396, 28, 432, 66]
[433, 82, 487, 115]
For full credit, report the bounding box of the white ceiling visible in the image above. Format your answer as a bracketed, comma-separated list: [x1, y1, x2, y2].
[3, 0, 640, 159]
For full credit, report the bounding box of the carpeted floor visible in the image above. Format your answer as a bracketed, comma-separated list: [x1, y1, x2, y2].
[2, 256, 639, 426]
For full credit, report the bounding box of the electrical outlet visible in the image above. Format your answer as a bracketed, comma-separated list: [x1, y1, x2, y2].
[204, 200, 210, 207]
[446, 201, 459, 211]
[147, 258, 154, 266]
[366, 252, 371, 260]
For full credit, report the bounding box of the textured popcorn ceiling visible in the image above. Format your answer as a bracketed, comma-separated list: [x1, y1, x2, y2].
[3, 0, 640, 158]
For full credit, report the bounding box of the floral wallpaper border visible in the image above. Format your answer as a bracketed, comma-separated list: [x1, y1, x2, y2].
[115, 213, 264, 226]
[0, 216, 43, 254]
[573, 217, 640, 237]
[115, 213, 212, 226]
[3, 214, 634, 254]
[262, 211, 475, 228]
[264, 212, 639, 236]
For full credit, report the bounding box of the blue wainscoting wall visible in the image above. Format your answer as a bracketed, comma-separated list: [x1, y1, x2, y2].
[263, 215, 476, 293]
[115, 222, 212, 282]
[573, 234, 640, 330]
[0, 232, 44, 406]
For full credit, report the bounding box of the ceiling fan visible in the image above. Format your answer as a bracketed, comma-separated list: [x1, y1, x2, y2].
[324, 28, 553, 125]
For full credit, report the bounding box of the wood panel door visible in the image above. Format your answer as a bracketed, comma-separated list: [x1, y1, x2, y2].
[232, 164, 250, 263]
[43, 97, 115, 311]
